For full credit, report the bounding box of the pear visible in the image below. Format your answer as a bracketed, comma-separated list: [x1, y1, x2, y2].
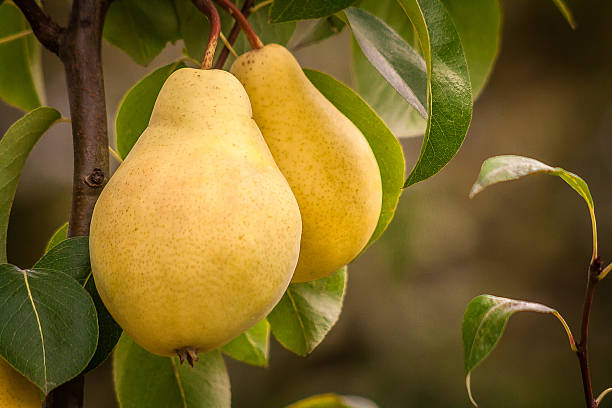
[0, 358, 41, 407]
[231, 44, 382, 282]
[89, 68, 302, 359]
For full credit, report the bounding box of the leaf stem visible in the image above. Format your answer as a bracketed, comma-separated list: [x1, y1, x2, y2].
[596, 388, 612, 406]
[0, 29, 32, 45]
[218, 31, 238, 58]
[191, 0, 220, 69]
[214, 0, 254, 69]
[249, 0, 273, 13]
[108, 146, 123, 163]
[598, 262, 611, 281]
[575, 257, 602, 408]
[212, 0, 263, 50]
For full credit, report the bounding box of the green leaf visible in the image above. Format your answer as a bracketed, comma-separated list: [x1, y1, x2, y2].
[221, 319, 270, 367]
[551, 0, 576, 29]
[0, 264, 98, 394]
[350, 0, 425, 138]
[114, 334, 231, 408]
[0, 107, 61, 263]
[270, 0, 357, 23]
[462, 295, 573, 406]
[292, 16, 346, 50]
[345, 8, 427, 118]
[304, 69, 404, 246]
[286, 394, 379, 408]
[103, 0, 180, 66]
[0, 2, 44, 111]
[37, 234, 122, 373]
[115, 61, 186, 159]
[44, 222, 68, 253]
[268, 267, 346, 356]
[439, 0, 500, 97]
[395, 0, 473, 186]
[469, 155, 594, 209]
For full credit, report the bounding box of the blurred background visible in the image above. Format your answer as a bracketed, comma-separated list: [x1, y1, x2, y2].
[1, 0, 611, 407]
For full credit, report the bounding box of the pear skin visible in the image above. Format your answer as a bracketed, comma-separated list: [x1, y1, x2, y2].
[90, 68, 302, 357]
[0, 358, 41, 407]
[231, 44, 382, 282]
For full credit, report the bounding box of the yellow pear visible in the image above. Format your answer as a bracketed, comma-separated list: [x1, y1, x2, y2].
[0, 358, 41, 407]
[231, 44, 382, 282]
[90, 68, 302, 359]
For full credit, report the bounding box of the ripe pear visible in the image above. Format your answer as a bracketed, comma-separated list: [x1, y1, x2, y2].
[230, 44, 382, 282]
[0, 358, 41, 407]
[89, 68, 302, 359]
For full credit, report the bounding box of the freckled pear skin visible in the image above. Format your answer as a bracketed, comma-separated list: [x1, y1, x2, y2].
[89, 68, 302, 357]
[0, 358, 41, 407]
[230, 44, 382, 282]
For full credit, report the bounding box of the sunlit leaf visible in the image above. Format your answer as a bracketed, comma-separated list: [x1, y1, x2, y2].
[222, 319, 270, 367]
[44, 222, 68, 253]
[268, 267, 346, 356]
[0, 107, 61, 263]
[114, 334, 230, 408]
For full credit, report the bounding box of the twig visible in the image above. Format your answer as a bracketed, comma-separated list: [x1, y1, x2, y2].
[212, 0, 262, 49]
[191, 0, 220, 69]
[575, 257, 603, 408]
[12, 0, 64, 54]
[214, 0, 254, 69]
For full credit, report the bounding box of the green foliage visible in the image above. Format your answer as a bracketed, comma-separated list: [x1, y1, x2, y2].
[36, 235, 122, 373]
[304, 69, 404, 247]
[115, 61, 186, 158]
[346, 8, 427, 118]
[462, 295, 571, 406]
[0, 2, 44, 111]
[292, 16, 346, 50]
[103, 0, 180, 66]
[0, 107, 61, 263]
[221, 319, 270, 367]
[114, 334, 231, 408]
[269, 0, 357, 23]
[0, 264, 98, 394]
[44, 222, 68, 253]
[397, 0, 472, 186]
[268, 267, 347, 356]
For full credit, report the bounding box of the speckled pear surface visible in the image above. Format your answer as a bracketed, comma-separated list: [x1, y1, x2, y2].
[231, 44, 382, 282]
[0, 358, 41, 407]
[89, 68, 302, 357]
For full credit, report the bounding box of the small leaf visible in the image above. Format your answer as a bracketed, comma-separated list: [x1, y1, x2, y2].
[0, 265, 98, 394]
[34, 237, 90, 282]
[222, 319, 270, 367]
[115, 61, 186, 159]
[396, 0, 473, 186]
[268, 267, 346, 356]
[38, 232, 122, 372]
[551, 0, 576, 29]
[103, 0, 180, 66]
[270, 0, 357, 23]
[286, 393, 379, 408]
[345, 7, 427, 118]
[470, 155, 593, 208]
[292, 16, 346, 50]
[304, 69, 404, 246]
[114, 334, 231, 408]
[0, 2, 45, 111]
[44, 222, 68, 253]
[0, 107, 61, 263]
[462, 295, 574, 406]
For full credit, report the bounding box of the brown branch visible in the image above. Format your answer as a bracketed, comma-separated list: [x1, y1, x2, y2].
[12, 0, 64, 54]
[212, 0, 263, 50]
[576, 257, 603, 408]
[214, 0, 254, 69]
[191, 0, 221, 69]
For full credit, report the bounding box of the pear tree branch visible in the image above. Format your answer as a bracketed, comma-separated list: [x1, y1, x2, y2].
[12, 0, 64, 54]
[212, 0, 263, 49]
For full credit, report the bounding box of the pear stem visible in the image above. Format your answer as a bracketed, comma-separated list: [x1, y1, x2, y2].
[191, 0, 221, 69]
[214, 0, 255, 69]
[176, 347, 200, 368]
[212, 0, 263, 50]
